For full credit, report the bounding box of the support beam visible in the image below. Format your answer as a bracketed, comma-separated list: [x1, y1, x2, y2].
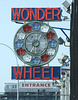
[70, 0, 78, 100]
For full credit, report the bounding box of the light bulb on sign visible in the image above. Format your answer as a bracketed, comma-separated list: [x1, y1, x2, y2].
[41, 54, 49, 62]
[15, 40, 23, 48]
[47, 48, 55, 55]
[16, 48, 26, 56]
[17, 33, 25, 40]
[32, 23, 40, 30]
[41, 25, 49, 32]
[48, 40, 57, 48]
[23, 54, 32, 62]
[46, 31, 55, 39]
[23, 24, 32, 33]
[32, 57, 41, 64]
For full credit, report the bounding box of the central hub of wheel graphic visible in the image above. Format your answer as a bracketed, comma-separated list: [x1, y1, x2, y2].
[14, 21, 59, 66]
[25, 32, 48, 55]
[32, 40, 40, 47]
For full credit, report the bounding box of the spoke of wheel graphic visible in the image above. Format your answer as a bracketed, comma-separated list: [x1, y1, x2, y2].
[27, 38, 32, 42]
[40, 43, 47, 45]
[38, 35, 42, 40]
[26, 43, 32, 44]
[35, 34, 38, 40]
[40, 45, 46, 48]
[30, 47, 34, 52]
[35, 47, 37, 54]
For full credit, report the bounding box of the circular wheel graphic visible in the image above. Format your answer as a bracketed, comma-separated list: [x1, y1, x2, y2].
[25, 32, 48, 56]
[14, 21, 59, 66]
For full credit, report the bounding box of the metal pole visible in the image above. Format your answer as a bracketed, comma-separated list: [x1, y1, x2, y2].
[0, 43, 19, 100]
[65, 71, 70, 100]
[70, 0, 78, 100]
[61, 70, 65, 100]
[55, 92, 57, 100]
[17, 80, 19, 100]
[0, 43, 18, 65]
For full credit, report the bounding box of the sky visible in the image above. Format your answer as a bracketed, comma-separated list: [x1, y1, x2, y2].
[0, 0, 71, 92]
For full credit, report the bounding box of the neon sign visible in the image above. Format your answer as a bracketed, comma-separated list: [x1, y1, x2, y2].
[20, 82, 52, 88]
[11, 66, 61, 80]
[11, 8, 62, 21]
[14, 21, 59, 66]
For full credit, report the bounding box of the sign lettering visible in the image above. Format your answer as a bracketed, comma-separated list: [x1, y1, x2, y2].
[20, 82, 52, 88]
[11, 8, 62, 21]
[11, 66, 61, 80]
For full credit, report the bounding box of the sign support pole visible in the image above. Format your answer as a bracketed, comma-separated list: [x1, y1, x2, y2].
[70, 0, 78, 100]
[0, 43, 19, 100]
[17, 80, 19, 100]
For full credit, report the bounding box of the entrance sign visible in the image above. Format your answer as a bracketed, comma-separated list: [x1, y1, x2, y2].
[11, 8, 62, 21]
[11, 66, 61, 80]
[20, 82, 52, 88]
